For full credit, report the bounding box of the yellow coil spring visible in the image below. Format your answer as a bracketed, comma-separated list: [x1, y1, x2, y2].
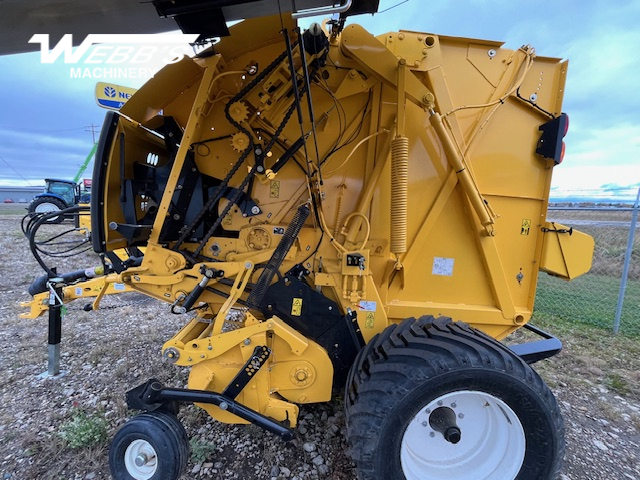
[390, 136, 409, 255]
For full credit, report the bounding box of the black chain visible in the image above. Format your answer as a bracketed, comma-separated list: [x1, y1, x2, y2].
[174, 39, 320, 263]
[173, 49, 290, 251]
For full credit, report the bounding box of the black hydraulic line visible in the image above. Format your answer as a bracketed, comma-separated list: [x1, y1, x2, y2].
[27, 205, 85, 277]
[30, 268, 88, 296]
[283, 29, 313, 179]
[119, 132, 126, 203]
[271, 135, 306, 174]
[296, 27, 323, 184]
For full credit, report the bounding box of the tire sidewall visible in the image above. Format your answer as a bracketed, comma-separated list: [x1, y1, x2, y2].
[373, 369, 560, 480]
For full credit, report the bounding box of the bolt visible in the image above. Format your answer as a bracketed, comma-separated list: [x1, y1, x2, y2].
[244, 339, 251, 346]
[488, 49, 497, 58]
[398, 33, 405, 40]
[458, 413, 464, 419]
[134, 454, 148, 467]
[220, 401, 229, 410]
[251, 206, 260, 215]
[437, 400, 443, 406]
[451, 402, 457, 408]
[429, 432, 435, 438]
[425, 408, 431, 414]
[208, 345, 212, 350]
[421, 421, 428, 427]
[257, 165, 265, 173]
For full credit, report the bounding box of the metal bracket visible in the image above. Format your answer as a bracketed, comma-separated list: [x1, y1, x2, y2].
[542, 226, 573, 235]
[126, 378, 294, 441]
[222, 346, 271, 399]
[508, 324, 562, 364]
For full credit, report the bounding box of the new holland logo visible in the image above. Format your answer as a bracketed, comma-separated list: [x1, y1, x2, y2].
[95, 82, 138, 111]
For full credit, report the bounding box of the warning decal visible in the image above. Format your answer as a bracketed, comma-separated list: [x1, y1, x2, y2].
[291, 298, 303, 316]
[521, 219, 531, 235]
[365, 312, 375, 328]
[270, 180, 280, 198]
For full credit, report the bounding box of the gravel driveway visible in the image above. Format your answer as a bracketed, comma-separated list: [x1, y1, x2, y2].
[0, 209, 638, 479]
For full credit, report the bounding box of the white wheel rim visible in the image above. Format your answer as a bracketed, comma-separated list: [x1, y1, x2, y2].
[124, 439, 158, 480]
[35, 203, 60, 213]
[401, 390, 526, 480]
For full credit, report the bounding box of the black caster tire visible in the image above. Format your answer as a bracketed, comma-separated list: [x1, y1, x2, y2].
[109, 411, 189, 480]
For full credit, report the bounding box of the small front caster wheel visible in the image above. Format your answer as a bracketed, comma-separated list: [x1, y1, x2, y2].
[109, 411, 189, 480]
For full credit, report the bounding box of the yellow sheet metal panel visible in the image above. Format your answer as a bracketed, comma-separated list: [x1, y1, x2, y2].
[540, 222, 595, 279]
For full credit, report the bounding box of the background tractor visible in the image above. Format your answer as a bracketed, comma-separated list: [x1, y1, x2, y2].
[27, 143, 95, 223]
[22, 1, 594, 479]
[27, 178, 84, 222]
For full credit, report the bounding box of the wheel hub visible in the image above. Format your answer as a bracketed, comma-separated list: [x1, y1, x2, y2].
[401, 390, 526, 480]
[124, 439, 158, 480]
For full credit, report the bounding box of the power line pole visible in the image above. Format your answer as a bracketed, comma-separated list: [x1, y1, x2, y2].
[85, 124, 99, 144]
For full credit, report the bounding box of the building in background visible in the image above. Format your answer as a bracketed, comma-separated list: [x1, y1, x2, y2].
[0, 185, 45, 203]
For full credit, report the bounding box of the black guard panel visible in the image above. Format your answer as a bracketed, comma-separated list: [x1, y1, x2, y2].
[259, 276, 364, 383]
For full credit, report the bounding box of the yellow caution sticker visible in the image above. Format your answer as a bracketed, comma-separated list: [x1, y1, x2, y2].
[521, 219, 531, 235]
[270, 180, 280, 198]
[291, 298, 303, 316]
[365, 312, 375, 328]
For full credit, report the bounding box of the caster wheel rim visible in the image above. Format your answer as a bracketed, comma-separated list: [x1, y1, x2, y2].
[401, 390, 526, 480]
[124, 439, 159, 480]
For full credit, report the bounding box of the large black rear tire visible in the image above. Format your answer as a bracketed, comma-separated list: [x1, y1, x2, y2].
[345, 316, 564, 480]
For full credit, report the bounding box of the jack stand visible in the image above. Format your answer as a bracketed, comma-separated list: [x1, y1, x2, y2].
[39, 279, 66, 378]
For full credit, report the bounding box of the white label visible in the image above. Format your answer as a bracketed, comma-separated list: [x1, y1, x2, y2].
[75, 287, 83, 296]
[114, 283, 126, 291]
[359, 301, 377, 312]
[432, 257, 454, 277]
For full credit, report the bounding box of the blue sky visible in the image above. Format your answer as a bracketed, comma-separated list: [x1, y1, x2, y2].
[0, 0, 638, 200]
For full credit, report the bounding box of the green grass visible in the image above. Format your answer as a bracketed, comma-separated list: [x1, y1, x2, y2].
[533, 272, 640, 338]
[189, 437, 218, 463]
[59, 409, 108, 449]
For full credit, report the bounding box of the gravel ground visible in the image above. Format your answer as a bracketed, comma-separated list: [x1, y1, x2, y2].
[0, 207, 638, 480]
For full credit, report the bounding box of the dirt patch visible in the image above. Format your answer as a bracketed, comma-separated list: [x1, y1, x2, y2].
[0, 213, 639, 480]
